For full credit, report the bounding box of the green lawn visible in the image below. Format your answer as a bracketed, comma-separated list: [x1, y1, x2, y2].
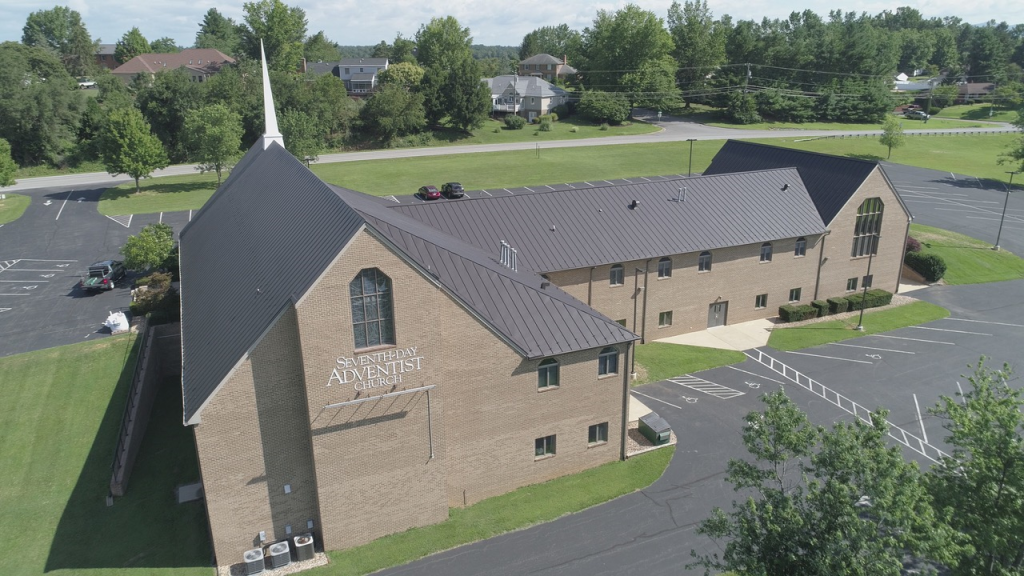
[325, 447, 673, 575]
[0, 192, 30, 224]
[933, 104, 1020, 124]
[429, 117, 659, 146]
[633, 342, 746, 385]
[15, 160, 106, 179]
[910, 223, 1024, 284]
[708, 118, 986, 131]
[767, 301, 950, 351]
[0, 335, 211, 576]
[99, 173, 219, 215]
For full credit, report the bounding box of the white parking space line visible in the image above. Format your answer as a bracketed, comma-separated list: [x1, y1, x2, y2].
[0, 293, 31, 296]
[0, 280, 49, 283]
[632, 391, 685, 410]
[871, 334, 955, 345]
[945, 318, 1024, 328]
[55, 190, 73, 220]
[18, 259, 77, 262]
[913, 393, 928, 444]
[785, 351, 874, 364]
[910, 326, 992, 336]
[965, 215, 1024, 224]
[933, 208, 994, 214]
[829, 342, 915, 354]
[669, 375, 745, 399]
[8, 269, 64, 272]
[726, 365, 786, 385]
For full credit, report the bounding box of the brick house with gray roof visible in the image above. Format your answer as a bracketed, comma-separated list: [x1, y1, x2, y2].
[518, 53, 577, 82]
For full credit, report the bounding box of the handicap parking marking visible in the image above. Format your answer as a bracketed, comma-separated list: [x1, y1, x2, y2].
[669, 375, 745, 399]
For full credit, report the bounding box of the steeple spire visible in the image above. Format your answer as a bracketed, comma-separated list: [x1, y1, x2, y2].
[260, 40, 284, 150]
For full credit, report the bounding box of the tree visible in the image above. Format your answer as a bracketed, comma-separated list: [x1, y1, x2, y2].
[1001, 111, 1024, 172]
[379, 62, 425, 88]
[183, 104, 242, 185]
[927, 359, 1024, 575]
[360, 83, 426, 141]
[0, 139, 16, 187]
[135, 68, 204, 162]
[879, 115, 906, 159]
[121, 223, 174, 271]
[577, 90, 630, 124]
[195, 8, 240, 56]
[115, 27, 150, 64]
[415, 17, 487, 131]
[581, 5, 675, 99]
[279, 110, 322, 161]
[519, 24, 584, 65]
[621, 57, 680, 110]
[304, 31, 340, 62]
[239, 0, 307, 72]
[150, 37, 180, 53]
[440, 57, 491, 133]
[668, 0, 727, 107]
[690, 389, 960, 576]
[21, 6, 96, 77]
[391, 34, 417, 64]
[415, 16, 473, 70]
[99, 108, 169, 194]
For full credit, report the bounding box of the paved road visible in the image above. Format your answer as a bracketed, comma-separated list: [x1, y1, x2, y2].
[4, 112, 1014, 192]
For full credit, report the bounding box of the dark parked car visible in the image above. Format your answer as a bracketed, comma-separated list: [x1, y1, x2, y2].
[441, 182, 465, 199]
[418, 185, 441, 200]
[79, 260, 126, 292]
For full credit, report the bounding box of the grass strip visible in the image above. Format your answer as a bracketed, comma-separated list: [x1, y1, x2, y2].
[767, 301, 949, 351]
[708, 118, 984, 131]
[634, 342, 746, 385]
[910, 223, 1024, 284]
[0, 336, 211, 576]
[0, 192, 30, 224]
[99, 173, 219, 215]
[325, 446, 673, 575]
[933, 104, 1019, 123]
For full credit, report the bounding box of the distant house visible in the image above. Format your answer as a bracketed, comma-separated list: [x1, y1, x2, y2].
[336, 58, 388, 94]
[484, 75, 569, 122]
[518, 53, 576, 82]
[95, 44, 117, 70]
[112, 48, 234, 84]
[958, 82, 995, 102]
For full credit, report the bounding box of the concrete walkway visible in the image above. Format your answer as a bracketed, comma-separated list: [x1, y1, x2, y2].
[655, 319, 776, 351]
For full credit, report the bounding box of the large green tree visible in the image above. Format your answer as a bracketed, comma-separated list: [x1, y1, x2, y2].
[121, 223, 174, 271]
[359, 83, 426, 141]
[240, 0, 307, 72]
[0, 139, 16, 187]
[691, 389, 960, 575]
[21, 6, 96, 77]
[303, 31, 340, 63]
[279, 110, 322, 161]
[99, 108, 169, 194]
[927, 360, 1024, 575]
[150, 37, 181, 53]
[415, 16, 472, 70]
[581, 5, 675, 104]
[379, 62, 425, 88]
[518, 24, 584, 65]
[415, 17, 488, 131]
[183, 104, 242, 185]
[668, 0, 727, 107]
[115, 27, 151, 64]
[195, 8, 241, 56]
[135, 68, 204, 162]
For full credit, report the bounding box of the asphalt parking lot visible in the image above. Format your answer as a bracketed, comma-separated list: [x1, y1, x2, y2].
[0, 185, 191, 357]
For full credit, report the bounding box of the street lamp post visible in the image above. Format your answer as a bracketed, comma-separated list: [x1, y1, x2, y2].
[855, 233, 878, 331]
[994, 171, 1020, 251]
[686, 138, 697, 177]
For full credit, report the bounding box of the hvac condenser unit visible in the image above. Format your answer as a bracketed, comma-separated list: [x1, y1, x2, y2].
[293, 533, 315, 561]
[242, 548, 264, 575]
[638, 412, 672, 445]
[268, 541, 291, 569]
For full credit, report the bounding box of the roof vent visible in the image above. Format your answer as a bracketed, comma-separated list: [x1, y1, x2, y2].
[499, 240, 518, 272]
[782, 183, 790, 191]
[540, 281, 550, 289]
[673, 187, 687, 203]
[629, 199, 640, 210]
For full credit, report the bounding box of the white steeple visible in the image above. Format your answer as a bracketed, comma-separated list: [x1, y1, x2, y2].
[260, 40, 284, 150]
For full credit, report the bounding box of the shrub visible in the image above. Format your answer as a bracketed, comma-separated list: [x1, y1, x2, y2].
[811, 300, 829, 317]
[549, 112, 558, 122]
[906, 236, 921, 253]
[570, 126, 578, 133]
[550, 104, 569, 119]
[137, 271, 172, 291]
[492, 128, 500, 133]
[778, 304, 819, 322]
[600, 123, 609, 131]
[504, 115, 526, 130]
[539, 119, 552, 131]
[827, 297, 849, 314]
[846, 289, 892, 311]
[905, 251, 946, 282]
[578, 90, 630, 125]
[928, 106, 943, 115]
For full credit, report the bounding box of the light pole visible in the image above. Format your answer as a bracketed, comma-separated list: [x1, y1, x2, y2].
[855, 233, 878, 331]
[994, 171, 1020, 251]
[686, 138, 697, 177]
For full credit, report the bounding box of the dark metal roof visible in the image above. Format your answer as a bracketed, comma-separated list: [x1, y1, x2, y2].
[703, 140, 879, 225]
[333, 186, 638, 359]
[386, 170, 826, 273]
[179, 144, 365, 424]
[521, 54, 563, 65]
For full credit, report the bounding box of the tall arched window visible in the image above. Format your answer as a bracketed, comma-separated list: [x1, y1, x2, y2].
[698, 251, 712, 272]
[350, 268, 395, 349]
[794, 237, 807, 257]
[657, 257, 672, 278]
[852, 198, 884, 257]
[760, 242, 773, 262]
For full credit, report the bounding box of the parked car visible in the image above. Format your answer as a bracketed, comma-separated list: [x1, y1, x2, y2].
[79, 260, 126, 292]
[905, 110, 930, 120]
[76, 77, 97, 89]
[441, 182, 465, 199]
[417, 185, 441, 200]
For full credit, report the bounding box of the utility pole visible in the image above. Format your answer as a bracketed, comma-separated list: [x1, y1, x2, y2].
[994, 171, 1019, 251]
[687, 138, 697, 177]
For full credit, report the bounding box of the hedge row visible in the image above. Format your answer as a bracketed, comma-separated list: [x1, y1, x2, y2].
[778, 289, 894, 323]
[904, 251, 946, 282]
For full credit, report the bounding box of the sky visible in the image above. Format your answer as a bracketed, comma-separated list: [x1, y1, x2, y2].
[2, 0, 1022, 49]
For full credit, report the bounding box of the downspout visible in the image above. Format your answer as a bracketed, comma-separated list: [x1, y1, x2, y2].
[620, 342, 632, 461]
[587, 266, 595, 306]
[896, 215, 913, 293]
[640, 260, 651, 344]
[813, 230, 830, 301]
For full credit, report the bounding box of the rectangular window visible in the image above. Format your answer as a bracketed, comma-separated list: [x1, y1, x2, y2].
[657, 258, 672, 278]
[847, 277, 858, 291]
[794, 238, 807, 257]
[755, 293, 768, 309]
[344, 68, 350, 74]
[698, 251, 712, 272]
[535, 435, 556, 458]
[760, 243, 773, 262]
[598, 347, 618, 376]
[659, 311, 673, 327]
[789, 288, 802, 302]
[588, 423, 609, 445]
[609, 265, 624, 286]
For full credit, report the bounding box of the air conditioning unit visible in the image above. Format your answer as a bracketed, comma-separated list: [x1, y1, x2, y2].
[268, 541, 291, 569]
[293, 533, 315, 562]
[242, 548, 264, 575]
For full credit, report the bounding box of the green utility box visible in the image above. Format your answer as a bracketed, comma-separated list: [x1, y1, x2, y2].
[638, 412, 672, 445]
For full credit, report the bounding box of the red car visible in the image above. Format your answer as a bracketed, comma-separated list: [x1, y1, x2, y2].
[418, 185, 441, 200]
